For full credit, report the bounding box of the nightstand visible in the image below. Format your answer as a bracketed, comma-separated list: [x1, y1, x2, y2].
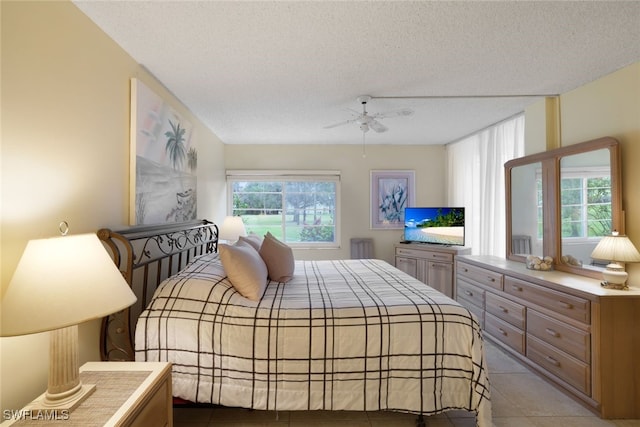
[2, 362, 172, 427]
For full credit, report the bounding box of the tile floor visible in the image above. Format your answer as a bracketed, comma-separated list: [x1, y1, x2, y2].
[173, 340, 640, 427]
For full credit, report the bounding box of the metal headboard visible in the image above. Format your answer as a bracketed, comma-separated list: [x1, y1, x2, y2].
[97, 219, 218, 361]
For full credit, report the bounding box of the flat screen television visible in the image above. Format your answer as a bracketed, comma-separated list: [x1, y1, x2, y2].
[403, 207, 465, 246]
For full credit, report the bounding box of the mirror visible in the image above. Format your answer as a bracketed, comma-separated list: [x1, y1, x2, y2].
[510, 162, 542, 257]
[560, 149, 612, 270]
[506, 137, 621, 279]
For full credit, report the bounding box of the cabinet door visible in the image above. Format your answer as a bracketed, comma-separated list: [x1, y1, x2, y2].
[428, 261, 453, 298]
[395, 256, 418, 279]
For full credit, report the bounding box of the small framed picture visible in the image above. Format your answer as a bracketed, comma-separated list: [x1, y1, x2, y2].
[370, 170, 415, 229]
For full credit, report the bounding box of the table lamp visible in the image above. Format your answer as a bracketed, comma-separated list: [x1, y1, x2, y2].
[219, 216, 247, 243]
[1, 232, 137, 411]
[590, 231, 640, 290]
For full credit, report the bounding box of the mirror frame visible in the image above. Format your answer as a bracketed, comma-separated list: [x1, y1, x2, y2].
[505, 137, 622, 279]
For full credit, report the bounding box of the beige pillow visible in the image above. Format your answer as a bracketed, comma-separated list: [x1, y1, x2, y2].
[218, 241, 268, 301]
[239, 233, 263, 251]
[259, 232, 295, 283]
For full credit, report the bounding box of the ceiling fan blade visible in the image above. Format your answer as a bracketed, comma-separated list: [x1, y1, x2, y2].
[323, 119, 356, 129]
[372, 108, 414, 119]
[345, 107, 363, 116]
[369, 120, 388, 133]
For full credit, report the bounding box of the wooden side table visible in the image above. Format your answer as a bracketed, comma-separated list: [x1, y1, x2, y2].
[2, 362, 172, 427]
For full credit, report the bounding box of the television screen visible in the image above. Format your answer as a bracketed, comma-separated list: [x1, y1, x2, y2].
[403, 207, 465, 246]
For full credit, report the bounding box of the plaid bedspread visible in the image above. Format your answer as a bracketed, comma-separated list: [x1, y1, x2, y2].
[135, 254, 491, 426]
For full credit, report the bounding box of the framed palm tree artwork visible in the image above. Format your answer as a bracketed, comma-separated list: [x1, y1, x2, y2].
[130, 78, 198, 225]
[370, 170, 415, 229]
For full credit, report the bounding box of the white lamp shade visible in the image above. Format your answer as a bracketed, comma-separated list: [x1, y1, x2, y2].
[591, 234, 640, 263]
[1, 233, 137, 337]
[219, 216, 247, 241]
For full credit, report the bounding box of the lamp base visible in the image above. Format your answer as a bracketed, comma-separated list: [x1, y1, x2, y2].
[600, 281, 629, 290]
[601, 263, 629, 290]
[30, 383, 96, 412]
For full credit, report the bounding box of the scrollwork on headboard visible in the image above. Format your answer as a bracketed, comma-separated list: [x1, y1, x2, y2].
[97, 219, 218, 361]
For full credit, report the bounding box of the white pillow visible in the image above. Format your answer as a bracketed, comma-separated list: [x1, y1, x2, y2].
[239, 233, 263, 251]
[218, 241, 268, 301]
[259, 232, 295, 283]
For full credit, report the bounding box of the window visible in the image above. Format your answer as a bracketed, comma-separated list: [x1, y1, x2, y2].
[446, 114, 524, 256]
[227, 171, 340, 248]
[536, 168, 611, 241]
[560, 168, 611, 239]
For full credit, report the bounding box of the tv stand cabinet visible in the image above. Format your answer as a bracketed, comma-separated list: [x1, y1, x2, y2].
[394, 243, 471, 298]
[455, 255, 640, 419]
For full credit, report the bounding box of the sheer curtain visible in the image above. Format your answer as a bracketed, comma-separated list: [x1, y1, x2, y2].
[447, 114, 525, 257]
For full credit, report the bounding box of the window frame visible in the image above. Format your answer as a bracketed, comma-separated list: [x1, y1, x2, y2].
[226, 170, 341, 249]
[559, 166, 612, 242]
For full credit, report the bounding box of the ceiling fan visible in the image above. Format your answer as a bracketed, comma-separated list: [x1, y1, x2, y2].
[324, 95, 414, 133]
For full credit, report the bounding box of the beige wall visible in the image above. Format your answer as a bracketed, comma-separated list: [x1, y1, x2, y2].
[0, 1, 226, 411]
[224, 144, 447, 264]
[524, 62, 640, 279]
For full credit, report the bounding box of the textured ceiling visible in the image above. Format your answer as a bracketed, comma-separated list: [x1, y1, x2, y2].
[73, 1, 640, 145]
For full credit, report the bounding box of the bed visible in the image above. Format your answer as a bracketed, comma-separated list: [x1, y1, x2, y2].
[98, 220, 491, 427]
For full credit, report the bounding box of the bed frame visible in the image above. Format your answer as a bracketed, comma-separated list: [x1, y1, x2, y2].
[97, 220, 218, 362]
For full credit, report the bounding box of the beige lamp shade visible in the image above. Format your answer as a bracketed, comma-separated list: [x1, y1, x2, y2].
[591, 233, 640, 264]
[219, 216, 247, 242]
[1, 233, 137, 337]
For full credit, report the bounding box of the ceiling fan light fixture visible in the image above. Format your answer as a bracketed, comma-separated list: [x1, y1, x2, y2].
[357, 95, 372, 104]
[323, 95, 412, 136]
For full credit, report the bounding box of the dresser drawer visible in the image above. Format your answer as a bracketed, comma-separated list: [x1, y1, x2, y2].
[396, 247, 453, 262]
[486, 292, 525, 329]
[486, 313, 525, 354]
[457, 262, 503, 290]
[527, 335, 590, 395]
[527, 310, 590, 363]
[504, 276, 590, 323]
[456, 278, 485, 309]
[457, 296, 485, 328]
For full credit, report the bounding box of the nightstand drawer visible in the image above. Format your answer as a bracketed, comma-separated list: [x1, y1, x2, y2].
[456, 278, 485, 309]
[128, 376, 170, 427]
[527, 335, 590, 395]
[457, 262, 503, 290]
[486, 292, 525, 329]
[527, 310, 590, 363]
[504, 277, 590, 323]
[486, 313, 524, 354]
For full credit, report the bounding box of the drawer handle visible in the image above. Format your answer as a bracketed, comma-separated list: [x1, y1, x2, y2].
[497, 328, 507, 336]
[498, 305, 508, 313]
[464, 290, 473, 297]
[488, 276, 495, 282]
[511, 285, 523, 292]
[545, 328, 559, 338]
[545, 355, 560, 367]
[558, 302, 573, 310]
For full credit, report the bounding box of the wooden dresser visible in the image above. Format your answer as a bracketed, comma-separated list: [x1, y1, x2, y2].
[455, 255, 640, 419]
[394, 243, 471, 298]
